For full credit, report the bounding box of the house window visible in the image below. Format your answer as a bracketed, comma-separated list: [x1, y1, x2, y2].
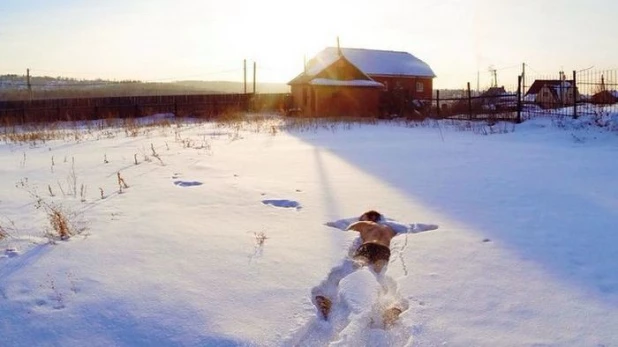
[543, 91, 550, 98]
[416, 81, 424, 93]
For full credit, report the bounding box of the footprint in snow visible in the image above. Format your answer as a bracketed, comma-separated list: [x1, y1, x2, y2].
[2, 248, 19, 258]
[173, 180, 203, 187]
[262, 199, 301, 210]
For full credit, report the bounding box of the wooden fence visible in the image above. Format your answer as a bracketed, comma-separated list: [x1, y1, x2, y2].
[0, 93, 288, 125]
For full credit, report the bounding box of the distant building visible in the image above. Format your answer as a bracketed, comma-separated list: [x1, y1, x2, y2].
[591, 90, 618, 104]
[525, 77, 579, 108]
[287, 47, 435, 117]
[478, 86, 517, 111]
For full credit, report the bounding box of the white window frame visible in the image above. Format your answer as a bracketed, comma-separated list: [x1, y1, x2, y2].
[416, 81, 424, 93]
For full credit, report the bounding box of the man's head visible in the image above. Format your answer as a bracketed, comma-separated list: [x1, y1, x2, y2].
[359, 210, 382, 223]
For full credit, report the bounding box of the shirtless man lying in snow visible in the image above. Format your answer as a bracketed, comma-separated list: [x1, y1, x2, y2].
[312, 210, 406, 328]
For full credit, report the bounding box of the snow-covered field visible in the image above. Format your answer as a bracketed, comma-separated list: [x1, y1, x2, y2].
[1, 113, 617, 347]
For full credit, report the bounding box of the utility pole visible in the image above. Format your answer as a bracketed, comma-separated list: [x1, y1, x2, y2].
[492, 69, 498, 88]
[522, 63, 526, 95]
[488, 65, 497, 88]
[27, 68, 32, 101]
[253, 61, 256, 94]
[243, 59, 247, 94]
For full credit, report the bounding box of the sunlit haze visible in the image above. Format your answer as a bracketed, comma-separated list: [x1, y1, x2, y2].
[1, 0, 616, 89]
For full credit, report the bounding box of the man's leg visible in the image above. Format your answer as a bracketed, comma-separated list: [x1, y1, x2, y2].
[311, 258, 366, 320]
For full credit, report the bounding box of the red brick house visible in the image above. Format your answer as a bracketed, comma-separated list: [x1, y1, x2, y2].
[288, 47, 436, 117]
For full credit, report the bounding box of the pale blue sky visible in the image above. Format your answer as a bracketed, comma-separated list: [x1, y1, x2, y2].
[1, 0, 616, 89]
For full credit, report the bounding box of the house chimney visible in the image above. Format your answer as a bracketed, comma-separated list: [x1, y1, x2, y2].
[337, 36, 342, 56]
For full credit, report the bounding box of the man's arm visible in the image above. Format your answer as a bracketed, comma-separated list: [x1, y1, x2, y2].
[381, 220, 439, 234]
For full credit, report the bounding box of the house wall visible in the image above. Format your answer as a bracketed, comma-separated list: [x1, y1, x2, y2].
[289, 85, 380, 117]
[535, 85, 579, 108]
[315, 86, 381, 117]
[369, 75, 433, 100]
[535, 85, 558, 108]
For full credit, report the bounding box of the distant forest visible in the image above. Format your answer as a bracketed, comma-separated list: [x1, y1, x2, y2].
[0, 74, 291, 101]
[0, 74, 470, 101]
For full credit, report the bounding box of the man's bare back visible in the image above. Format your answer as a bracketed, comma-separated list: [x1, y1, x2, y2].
[346, 221, 396, 248]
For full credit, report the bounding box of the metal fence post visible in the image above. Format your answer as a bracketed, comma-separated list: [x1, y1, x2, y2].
[517, 75, 522, 123]
[436, 89, 440, 118]
[572, 70, 577, 119]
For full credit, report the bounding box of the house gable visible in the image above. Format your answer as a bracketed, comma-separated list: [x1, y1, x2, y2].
[289, 55, 383, 88]
[314, 56, 371, 81]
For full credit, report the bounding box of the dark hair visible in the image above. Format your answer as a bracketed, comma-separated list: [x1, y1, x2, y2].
[359, 210, 382, 222]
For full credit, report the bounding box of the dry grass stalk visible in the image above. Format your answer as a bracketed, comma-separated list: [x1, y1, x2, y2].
[80, 184, 87, 202]
[254, 232, 268, 246]
[150, 143, 164, 165]
[67, 157, 78, 197]
[49, 207, 71, 240]
[16, 179, 81, 240]
[57, 181, 66, 197]
[0, 225, 9, 240]
[117, 172, 129, 193]
[0, 217, 17, 241]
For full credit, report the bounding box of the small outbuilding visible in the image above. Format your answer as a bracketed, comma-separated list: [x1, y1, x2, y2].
[525, 78, 580, 108]
[591, 90, 618, 104]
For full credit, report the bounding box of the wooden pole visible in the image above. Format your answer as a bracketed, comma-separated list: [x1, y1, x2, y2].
[467, 82, 472, 120]
[27, 68, 32, 102]
[243, 59, 247, 94]
[522, 63, 526, 96]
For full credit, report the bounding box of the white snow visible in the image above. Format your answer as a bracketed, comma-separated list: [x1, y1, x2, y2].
[306, 47, 436, 78]
[1, 111, 618, 346]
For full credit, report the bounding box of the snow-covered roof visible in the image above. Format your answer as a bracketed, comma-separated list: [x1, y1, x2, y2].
[308, 78, 384, 87]
[305, 47, 436, 78]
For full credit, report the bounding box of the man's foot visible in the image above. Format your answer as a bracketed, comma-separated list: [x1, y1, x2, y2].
[315, 295, 332, 320]
[383, 307, 403, 329]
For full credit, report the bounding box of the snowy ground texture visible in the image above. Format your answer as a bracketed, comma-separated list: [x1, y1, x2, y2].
[1, 110, 617, 347]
